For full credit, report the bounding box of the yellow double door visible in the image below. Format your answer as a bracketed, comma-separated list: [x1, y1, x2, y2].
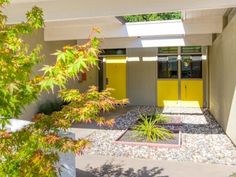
[157, 79, 203, 108]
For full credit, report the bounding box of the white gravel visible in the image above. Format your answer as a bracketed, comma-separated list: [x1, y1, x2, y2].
[82, 107, 236, 165]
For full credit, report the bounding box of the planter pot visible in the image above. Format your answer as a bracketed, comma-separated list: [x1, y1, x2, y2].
[58, 131, 76, 177]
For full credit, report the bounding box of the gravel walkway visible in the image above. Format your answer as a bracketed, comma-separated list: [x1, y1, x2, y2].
[82, 107, 236, 165]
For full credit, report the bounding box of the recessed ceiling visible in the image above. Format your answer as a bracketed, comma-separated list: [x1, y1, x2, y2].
[184, 8, 227, 19]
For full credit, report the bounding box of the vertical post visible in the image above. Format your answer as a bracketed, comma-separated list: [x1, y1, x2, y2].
[177, 47, 181, 106]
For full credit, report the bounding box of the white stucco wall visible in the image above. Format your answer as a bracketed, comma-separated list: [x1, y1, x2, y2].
[126, 48, 157, 106]
[20, 29, 98, 120]
[209, 14, 236, 145]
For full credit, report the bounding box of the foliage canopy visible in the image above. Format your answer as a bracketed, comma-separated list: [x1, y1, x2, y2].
[124, 12, 181, 22]
[0, 0, 127, 176]
[134, 115, 174, 142]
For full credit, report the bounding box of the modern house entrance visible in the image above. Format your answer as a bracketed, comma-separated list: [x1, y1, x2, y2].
[101, 46, 205, 108]
[6, 0, 236, 150]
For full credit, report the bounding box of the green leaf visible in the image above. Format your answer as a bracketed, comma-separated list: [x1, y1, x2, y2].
[0, 117, 10, 129]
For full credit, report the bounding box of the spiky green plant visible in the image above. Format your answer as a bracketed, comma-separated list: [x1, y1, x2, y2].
[133, 116, 174, 142]
[139, 113, 169, 124]
[153, 113, 169, 124]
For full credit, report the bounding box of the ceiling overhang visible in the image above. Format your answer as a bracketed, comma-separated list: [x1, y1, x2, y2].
[4, 0, 236, 23]
[77, 34, 213, 49]
[44, 17, 223, 41]
[3, 1, 234, 48]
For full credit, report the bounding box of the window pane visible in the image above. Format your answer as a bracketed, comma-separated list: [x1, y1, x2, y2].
[181, 56, 202, 78]
[158, 59, 168, 78]
[101, 49, 126, 56]
[181, 46, 202, 54]
[158, 47, 178, 55]
[168, 56, 178, 78]
[158, 56, 178, 78]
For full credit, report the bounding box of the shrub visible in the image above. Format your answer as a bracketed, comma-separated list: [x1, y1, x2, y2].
[0, 87, 127, 176]
[139, 113, 169, 124]
[0, 0, 128, 176]
[133, 116, 174, 142]
[38, 99, 66, 115]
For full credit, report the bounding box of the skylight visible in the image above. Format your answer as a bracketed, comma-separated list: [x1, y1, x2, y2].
[123, 12, 181, 23]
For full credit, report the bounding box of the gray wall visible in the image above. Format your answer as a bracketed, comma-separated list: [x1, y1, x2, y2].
[20, 29, 98, 120]
[209, 14, 236, 145]
[127, 48, 157, 106]
[203, 59, 209, 108]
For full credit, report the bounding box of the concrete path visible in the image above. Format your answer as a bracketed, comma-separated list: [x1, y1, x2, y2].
[76, 154, 236, 177]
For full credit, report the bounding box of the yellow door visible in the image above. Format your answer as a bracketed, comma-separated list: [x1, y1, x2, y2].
[157, 80, 179, 107]
[181, 80, 203, 107]
[106, 56, 126, 100]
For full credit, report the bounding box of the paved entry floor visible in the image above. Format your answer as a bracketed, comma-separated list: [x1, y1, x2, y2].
[76, 154, 236, 177]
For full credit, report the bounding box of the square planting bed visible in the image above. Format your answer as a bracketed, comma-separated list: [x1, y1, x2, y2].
[114, 128, 182, 148]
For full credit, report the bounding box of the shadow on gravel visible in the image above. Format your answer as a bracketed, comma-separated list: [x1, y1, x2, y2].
[76, 163, 168, 177]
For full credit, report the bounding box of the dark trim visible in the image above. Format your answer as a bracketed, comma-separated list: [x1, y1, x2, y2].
[100, 49, 126, 56]
[98, 57, 104, 92]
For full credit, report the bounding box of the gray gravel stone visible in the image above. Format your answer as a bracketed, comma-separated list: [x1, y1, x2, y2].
[83, 107, 236, 165]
